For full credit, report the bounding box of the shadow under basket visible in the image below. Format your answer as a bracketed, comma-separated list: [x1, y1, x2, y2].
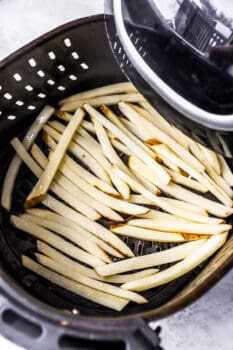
[0, 14, 232, 350]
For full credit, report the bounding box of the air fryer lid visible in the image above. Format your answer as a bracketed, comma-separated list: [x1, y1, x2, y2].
[105, 0, 233, 154]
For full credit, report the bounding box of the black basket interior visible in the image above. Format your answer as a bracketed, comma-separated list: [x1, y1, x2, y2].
[0, 16, 217, 318]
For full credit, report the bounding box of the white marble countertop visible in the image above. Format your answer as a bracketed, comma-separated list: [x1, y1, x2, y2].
[0, 1, 232, 349]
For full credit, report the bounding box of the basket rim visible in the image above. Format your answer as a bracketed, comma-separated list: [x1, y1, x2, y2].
[0, 14, 232, 327]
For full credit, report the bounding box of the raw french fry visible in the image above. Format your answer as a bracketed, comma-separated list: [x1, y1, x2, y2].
[11, 216, 104, 267]
[200, 145, 221, 175]
[100, 105, 158, 157]
[162, 198, 208, 216]
[32, 143, 118, 197]
[118, 102, 204, 172]
[84, 104, 171, 185]
[127, 218, 230, 234]
[129, 155, 233, 217]
[218, 155, 233, 187]
[138, 101, 180, 140]
[111, 224, 209, 242]
[1, 105, 54, 211]
[165, 168, 208, 193]
[22, 213, 111, 263]
[36, 254, 147, 304]
[22, 256, 128, 311]
[110, 138, 132, 156]
[193, 142, 233, 197]
[11, 138, 101, 220]
[122, 233, 228, 291]
[59, 82, 137, 104]
[42, 194, 134, 258]
[120, 117, 152, 140]
[95, 240, 206, 276]
[131, 169, 160, 194]
[60, 93, 145, 112]
[112, 165, 223, 222]
[37, 241, 158, 283]
[29, 210, 124, 259]
[153, 143, 232, 206]
[138, 209, 207, 221]
[216, 132, 232, 158]
[33, 145, 123, 222]
[49, 154, 148, 216]
[26, 108, 85, 207]
[43, 126, 110, 184]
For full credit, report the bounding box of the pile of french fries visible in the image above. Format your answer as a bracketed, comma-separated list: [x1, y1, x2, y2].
[2, 82, 233, 311]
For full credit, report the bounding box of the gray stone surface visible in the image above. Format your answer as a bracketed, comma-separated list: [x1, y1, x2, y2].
[0, 1, 232, 349]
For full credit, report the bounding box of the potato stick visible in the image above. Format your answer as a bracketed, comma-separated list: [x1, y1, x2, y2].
[95, 240, 205, 276]
[92, 118, 152, 195]
[55, 163, 124, 221]
[1, 105, 54, 211]
[26, 108, 85, 207]
[138, 209, 207, 221]
[43, 126, 110, 183]
[11, 138, 100, 220]
[29, 210, 124, 258]
[37, 241, 158, 283]
[152, 144, 232, 206]
[200, 145, 221, 175]
[42, 195, 134, 257]
[35, 146, 123, 222]
[160, 154, 181, 173]
[60, 82, 137, 104]
[165, 168, 208, 193]
[113, 165, 222, 222]
[120, 117, 152, 140]
[22, 213, 110, 263]
[56, 111, 96, 133]
[192, 142, 233, 197]
[22, 256, 128, 311]
[162, 198, 208, 216]
[36, 254, 146, 304]
[111, 224, 210, 242]
[84, 104, 170, 185]
[47, 122, 129, 198]
[131, 169, 160, 194]
[122, 233, 227, 291]
[119, 102, 204, 172]
[32, 143, 118, 197]
[171, 126, 190, 150]
[218, 155, 233, 187]
[60, 93, 145, 112]
[53, 167, 147, 215]
[110, 138, 132, 156]
[11, 216, 104, 267]
[100, 105, 155, 157]
[129, 156, 233, 217]
[127, 219, 230, 234]
[137, 101, 180, 140]
[216, 132, 232, 158]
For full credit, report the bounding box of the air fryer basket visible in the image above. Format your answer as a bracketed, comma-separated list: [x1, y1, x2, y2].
[0, 15, 232, 350]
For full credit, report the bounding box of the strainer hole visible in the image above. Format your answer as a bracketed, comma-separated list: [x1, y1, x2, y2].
[47, 79, 55, 86]
[57, 65, 66, 72]
[69, 74, 77, 81]
[80, 63, 89, 70]
[7, 115, 16, 120]
[27, 105, 36, 111]
[13, 73, 22, 81]
[48, 51, 56, 60]
[37, 93, 46, 99]
[71, 51, 79, 59]
[57, 85, 66, 91]
[25, 85, 33, 92]
[4, 93, 12, 100]
[37, 70, 45, 77]
[28, 58, 37, 67]
[64, 38, 71, 47]
[15, 100, 24, 106]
